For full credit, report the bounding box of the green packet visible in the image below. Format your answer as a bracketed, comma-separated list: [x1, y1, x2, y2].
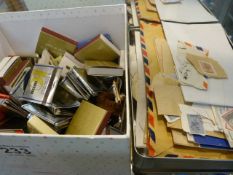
[35, 27, 77, 58]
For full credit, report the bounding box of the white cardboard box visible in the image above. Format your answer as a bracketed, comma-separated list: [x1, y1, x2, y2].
[23, 0, 125, 10]
[0, 5, 131, 175]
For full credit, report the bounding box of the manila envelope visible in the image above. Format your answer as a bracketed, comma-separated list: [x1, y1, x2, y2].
[171, 129, 199, 148]
[140, 22, 172, 154]
[135, 0, 160, 22]
[154, 38, 176, 74]
[152, 73, 184, 116]
[149, 111, 174, 155]
[186, 53, 227, 79]
[167, 119, 226, 139]
[144, 0, 157, 12]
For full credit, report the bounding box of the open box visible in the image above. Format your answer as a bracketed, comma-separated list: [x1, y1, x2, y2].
[0, 4, 131, 175]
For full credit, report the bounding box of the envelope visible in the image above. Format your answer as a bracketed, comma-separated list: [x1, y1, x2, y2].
[179, 104, 218, 135]
[167, 119, 226, 139]
[171, 129, 199, 148]
[154, 38, 176, 74]
[135, 0, 160, 22]
[141, 21, 165, 78]
[176, 42, 208, 90]
[149, 111, 174, 155]
[157, 145, 231, 159]
[186, 53, 227, 79]
[139, 22, 173, 155]
[152, 74, 184, 116]
[144, 0, 157, 12]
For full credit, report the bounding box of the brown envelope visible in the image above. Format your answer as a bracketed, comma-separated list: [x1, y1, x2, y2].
[158, 144, 233, 160]
[152, 74, 184, 116]
[154, 38, 176, 74]
[149, 112, 174, 155]
[158, 145, 224, 159]
[171, 129, 199, 148]
[167, 119, 226, 139]
[140, 22, 173, 155]
[136, 0, 160, 22]
[186, 53, 227, 79]
[144, 0, 157, 12]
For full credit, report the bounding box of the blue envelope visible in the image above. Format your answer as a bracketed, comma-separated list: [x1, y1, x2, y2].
[193, 135, 231, 149]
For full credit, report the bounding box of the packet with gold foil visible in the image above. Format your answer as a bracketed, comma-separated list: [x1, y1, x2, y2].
[22, 64, 62, 106]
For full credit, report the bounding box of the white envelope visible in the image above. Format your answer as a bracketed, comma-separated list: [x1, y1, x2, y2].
[180, 104, 219, 136]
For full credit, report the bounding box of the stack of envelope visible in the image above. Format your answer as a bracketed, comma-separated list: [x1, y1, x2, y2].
[150, 23, 233, 158]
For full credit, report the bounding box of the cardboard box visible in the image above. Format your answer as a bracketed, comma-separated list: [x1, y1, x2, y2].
[0, 5, 130, 175]
[23, 0, 125, 10]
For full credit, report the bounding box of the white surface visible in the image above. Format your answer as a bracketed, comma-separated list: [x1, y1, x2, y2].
[0, 5, 130, 175]
[163, 22, 233, 107]
[154, 0, 217, 23]
[24, 0, 125, 10]
[0, 30, 14, 58]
